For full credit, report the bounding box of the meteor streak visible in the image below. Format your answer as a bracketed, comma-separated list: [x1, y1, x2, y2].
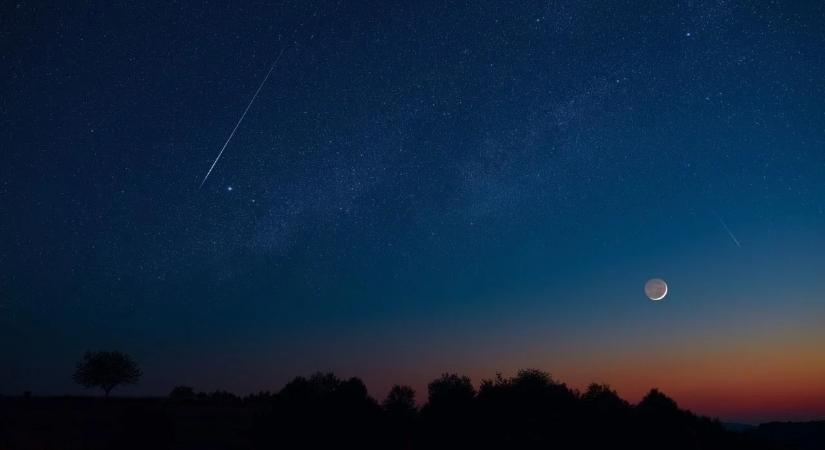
[200, 49, 285, 188]
[715, 213, 741, 248]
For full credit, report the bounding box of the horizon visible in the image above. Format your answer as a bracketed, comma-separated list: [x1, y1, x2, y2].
[5, 358, 823, 425]
[3, 0, 824, 430]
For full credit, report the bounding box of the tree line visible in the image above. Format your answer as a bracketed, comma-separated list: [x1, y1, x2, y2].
[69, 350, 778, 449]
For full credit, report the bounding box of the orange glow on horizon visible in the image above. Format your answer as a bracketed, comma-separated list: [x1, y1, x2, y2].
[377, 323, 825, 423]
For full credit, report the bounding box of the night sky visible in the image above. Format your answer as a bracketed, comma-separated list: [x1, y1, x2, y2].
[2, 1, 825, 423]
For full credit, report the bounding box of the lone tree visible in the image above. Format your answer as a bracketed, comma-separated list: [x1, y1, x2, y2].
[73, 350, 142, 397]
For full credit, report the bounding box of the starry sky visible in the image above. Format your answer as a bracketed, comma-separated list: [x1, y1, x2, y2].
[2, 1, 825, 423]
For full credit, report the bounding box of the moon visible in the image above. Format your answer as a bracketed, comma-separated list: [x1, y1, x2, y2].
[645, 278, 668, 301]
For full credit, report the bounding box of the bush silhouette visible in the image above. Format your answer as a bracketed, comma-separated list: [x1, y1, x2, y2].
[168, 385, 196, 400]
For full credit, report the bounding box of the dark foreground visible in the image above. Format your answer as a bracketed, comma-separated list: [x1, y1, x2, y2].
[1, 370, 821, 450]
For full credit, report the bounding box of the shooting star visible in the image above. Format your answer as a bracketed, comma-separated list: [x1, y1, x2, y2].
[715, 213, 741, 248]
[200, 49, 285, 188]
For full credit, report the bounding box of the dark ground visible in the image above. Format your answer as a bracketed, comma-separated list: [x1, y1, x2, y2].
[0, 396, 256, 450]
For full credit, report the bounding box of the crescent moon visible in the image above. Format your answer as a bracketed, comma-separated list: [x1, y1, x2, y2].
[645, 278, 668, 301]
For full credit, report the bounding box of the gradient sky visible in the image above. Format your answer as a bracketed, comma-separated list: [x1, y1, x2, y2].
[2, 0, 825, 424]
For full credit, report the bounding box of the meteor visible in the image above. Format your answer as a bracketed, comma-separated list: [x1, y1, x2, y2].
[200, 49, 285, 188]
[715, 213, 741, 248]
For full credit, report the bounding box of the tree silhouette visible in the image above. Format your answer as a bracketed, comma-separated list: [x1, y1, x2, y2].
[421, 373, 477, 448]
[72, 350, 141, 397]
[476, 369, 580, 448]
[635, 388, 699, 450]
[580, 383, 632, 448]
[169, 385, 196, 400]
[426, 373, 475, 408]
[14, 366, 792, 449]
[383, 385, 417, 449]
[582, 383, 629, 414]
[383, 384, 416, 416]
[254, 372, 383, 449]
